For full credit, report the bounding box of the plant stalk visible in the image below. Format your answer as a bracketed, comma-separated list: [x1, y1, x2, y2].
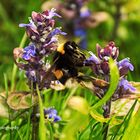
[103, 100, 111, 140]
[111, 2, 121, 40]
[32, 105, 39, 140]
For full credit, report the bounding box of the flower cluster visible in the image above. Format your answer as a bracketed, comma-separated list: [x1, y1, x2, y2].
[72, 0, 90, 49]
[84, 41, 135, 100]
[58, 0, 90, 49]
[13, 9, 66, 89]
[35, 107, 61, 123]
[19, 8, 66, 54]
[44, 107, 61, 122]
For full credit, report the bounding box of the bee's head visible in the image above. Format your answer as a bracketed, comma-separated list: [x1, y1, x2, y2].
[57, 41, 78, 55]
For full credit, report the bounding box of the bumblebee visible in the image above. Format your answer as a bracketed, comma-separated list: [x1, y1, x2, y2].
[52, 41, 86, 84]
[41, 41, 108, 91]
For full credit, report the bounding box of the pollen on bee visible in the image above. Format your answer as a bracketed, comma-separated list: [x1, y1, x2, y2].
[57, 44, 65, 54]
[53, 69, 63, 79]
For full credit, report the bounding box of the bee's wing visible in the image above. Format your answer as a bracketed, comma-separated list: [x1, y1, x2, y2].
[77, 75, 109, 87]
[70, 49, 86, 66]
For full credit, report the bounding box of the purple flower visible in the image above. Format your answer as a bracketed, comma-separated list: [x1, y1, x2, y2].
[44, 108, 61, 122]
[19, 18, 37, 29]
[118, 58, 134, 71]
[80, 8, 90, 18]
[79, 37, 87, 49]
[26, 70, 36, 82]
[97, 42, 119, 60]
[46, 8, 61, 19]
[22, 44, 36, 60]
[118, 58, 134, 76]
[74, 28, 87, 49]
[84, 51, 100, 65]
[74, 28, 86, 37]
[101, 61, 109, 74]
[47, 28, 67, 39]
[43, 36, 58, 48]
[119, 78, 136, 92]
[75, 0, 88, 6]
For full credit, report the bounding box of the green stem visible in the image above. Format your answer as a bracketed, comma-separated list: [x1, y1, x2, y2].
[11, 33, 27, 92]
[32, 105, 39, 140]
[48, 122, 53, 140]
[36, 85, 46, 140]
[62, 87, 77, 111]
[4, 74, 12, 140]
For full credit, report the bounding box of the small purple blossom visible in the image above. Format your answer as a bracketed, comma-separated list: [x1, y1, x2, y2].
[74, 28, 86, 37]
[46, 8, 61, 19]
[119, 78, 136, 92]
[74, 27, 87, 49]
[118, 58, 134, 71]
[84, 51, 100, 65]
[80, 8, 90, 18]
[22, 44, 36, 60]
[44, 108, 61, 122]
[43, 36, 58, 48]
[47, 28, 67, 38]
[118, 58, 134, 76]
[26, 70, 36, 82]
[19, 18, 37, 29]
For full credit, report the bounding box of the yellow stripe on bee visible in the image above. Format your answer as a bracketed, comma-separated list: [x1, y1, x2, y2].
[57, 44, 65, 54]
[53, 70, 63, 79]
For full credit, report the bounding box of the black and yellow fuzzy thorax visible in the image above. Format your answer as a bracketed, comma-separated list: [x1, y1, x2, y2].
[53, 41, 86, 83]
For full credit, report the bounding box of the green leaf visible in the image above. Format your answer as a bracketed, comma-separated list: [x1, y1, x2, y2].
[89, 58, 119, 122]
[90, 110, 109, 123]
[122, 105, 140, 140]
[111, 100, 137, 140]
[91, 58, 119, 109]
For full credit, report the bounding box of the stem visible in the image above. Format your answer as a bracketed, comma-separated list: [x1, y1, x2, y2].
[36, 85, 46, 140]
[103, 100, 111, 140]
[4, 74, 12, 140]
[111, 2, 121, 40]
[102, 75, 111, 140]
[31, 80, 39, 140]
[32, 105, 39, 140]
[48, 122, 53, 140]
